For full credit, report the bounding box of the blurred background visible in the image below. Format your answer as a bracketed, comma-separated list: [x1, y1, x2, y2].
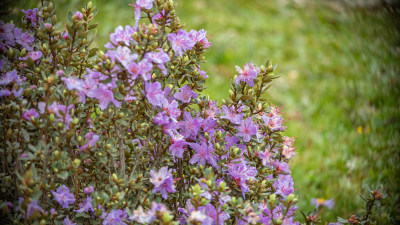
[2, 0, 400, 223]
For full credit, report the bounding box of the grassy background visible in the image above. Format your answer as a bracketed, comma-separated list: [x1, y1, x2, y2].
[5, 0, 400, 223]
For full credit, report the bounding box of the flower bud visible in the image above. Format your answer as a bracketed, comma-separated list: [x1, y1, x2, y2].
[162, 212, 173, 222]
[231, 197, 237, 204]
[44, 23, 53, 32]
[269, 194, 276, 203]
[287, 194, 295, 202]
[112, 173, 118, 181]
[73, 158, 81, 168]
[219, 181, 226, 191]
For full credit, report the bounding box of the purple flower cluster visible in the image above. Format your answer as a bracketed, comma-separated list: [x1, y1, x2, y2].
[0, 69, 24, 98]
[273, 174, 294, 197]
[37, 102, 75, 128]
[17, 198, 44, 220]
[259, 202, 299, 225]
[0, 20, 35, 52]
[21, 8, 40, 26]
[61, 70, 121, 110]
[227, 161, 258, 194]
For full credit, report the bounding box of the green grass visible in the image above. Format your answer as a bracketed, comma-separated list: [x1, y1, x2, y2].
[6, 0, 400, 223]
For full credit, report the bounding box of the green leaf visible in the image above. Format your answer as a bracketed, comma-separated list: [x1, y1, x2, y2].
[57, 171, 69, 180]
[21, 128, 30, 142]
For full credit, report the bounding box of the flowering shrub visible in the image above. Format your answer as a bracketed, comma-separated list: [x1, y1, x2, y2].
[2, 0, 385, 224]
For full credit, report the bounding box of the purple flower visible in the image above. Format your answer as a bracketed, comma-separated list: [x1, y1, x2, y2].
[259, 203, 298, 225]
[167, 30, 195, 56]
[129, 206, 155, 224]
[273, 174, 294, 197]
[187, 29, 211, 48]
[62, 77, 85, 91]
[205, 100, 220, 118]
[84, 186, 94, 194]
[179, 112, 200, 139]
[273, 161, 291, 174]
[145, 49, 170, 74]
[51, 185, 76, 208]
[235, 62, 260, 87]
[108, 46, 138, 67]
[20, 51, 43, 61]
[13, 28, 34, 51]
[145, 49, 170, 65]
[87, 84, 121, 110]
[258, 150, 272, 166]
[149, 166, 176, 199]
[227, 161, 257, 194]
[20, 199, 44, 220]
[0, 69, 21, 86]
[169, 137, 188, 159]
[204, 204, 230, 225]
[237, 117, 258, 142]
[125, 61, 140, 80]
[221, 105, 243, 125]
[145, 82, 166, 107]
[225, 135, 239, 149]
[174, 85, 198, 103]
[153, 111, 170, 125]
[0, 21, 16, 47]
[21, 153, 28, 158]
[75, 196, 94, 213]
[311, 198, 334, 209]
[23, 108, 39, 121]
[103, 209, 128, 225]
[64, 216, 77, 225]
[188, 210, 213, 225]
[22, 9, 39, 26]
[189, 142, 218, 168]
[106, 25, 136, 48]
[80, 131, 99, 151]
[162, 100, 181, 121]
[138, 59, 153, 81]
